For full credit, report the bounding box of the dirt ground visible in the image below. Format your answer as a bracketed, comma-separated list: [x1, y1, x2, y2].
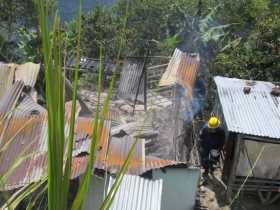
[198, 169, 280, 210]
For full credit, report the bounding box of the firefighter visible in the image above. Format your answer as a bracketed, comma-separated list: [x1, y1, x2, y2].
[199, 116, 225, 176]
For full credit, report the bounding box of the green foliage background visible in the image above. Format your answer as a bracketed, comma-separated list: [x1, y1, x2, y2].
[0, 0, 279, 86]
[0, 0, 279, 208]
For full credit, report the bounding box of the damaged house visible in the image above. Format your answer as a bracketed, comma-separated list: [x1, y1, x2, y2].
[214, 76, 280, 204]
[80, 48, 202, 210]
[0, 48, 201, 210]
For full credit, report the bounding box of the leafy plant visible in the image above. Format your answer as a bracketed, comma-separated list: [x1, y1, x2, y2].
[214, 0, 280, 81]
[37, 0, 136, 209]
[2, 0, 136, 209]
[17, 28, 41, 62]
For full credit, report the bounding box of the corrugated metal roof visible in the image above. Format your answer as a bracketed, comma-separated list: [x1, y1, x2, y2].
[72, 143, 182, 178]
[118, 59, 145, 102]
[105, 135, 182, 174]
[214, 76, 280, 139]
[0, 95, 48, 190]
[107, 175, 163, 210]
[0, 64, 113, 190]
[0, 86, 181, 189]
[0, 95, 85, 190]
[0, 63, 15, 100]
[55, 117, 111, 179]
[71, 133, 145, 176]
[0, 81, 24, 122]
[159, 48, 200, 97]
[0, 62, 40, 101]
[0, 95, 112, 190]
[65, 116, 112, 179]
[73, 118, 111, 157]
[14, 62, 40, 87]
[72, 155, 182, 178]
[0, 62, 40, 90]
[145, 156, 182, 172]
[71, 116, 183, 177]
[105, 136, 145, 175]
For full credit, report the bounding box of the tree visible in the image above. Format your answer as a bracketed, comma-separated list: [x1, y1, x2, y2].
[0, 0, 57, 62]
[0, 0, 38, 33]
[69, 0, 202, 58]
[214, 0, 280, 81]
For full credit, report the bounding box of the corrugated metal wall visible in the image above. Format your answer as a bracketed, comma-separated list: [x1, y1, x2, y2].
[153, 168, 200, 210]
[118, 59, 145, 103]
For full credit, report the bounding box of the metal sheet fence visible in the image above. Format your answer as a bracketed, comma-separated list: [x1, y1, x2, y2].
[118, 59, 145, 103]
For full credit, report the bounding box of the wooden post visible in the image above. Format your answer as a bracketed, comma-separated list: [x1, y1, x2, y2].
[132, 65, 144, 114]
[132, 49, 150, 114]
[226, 134, 242, 202]
[173, 85, 181, 161]
[143, 68, 147, 111]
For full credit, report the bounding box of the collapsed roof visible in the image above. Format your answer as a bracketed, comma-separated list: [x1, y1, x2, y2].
[0, 61, 183, 191]
[159, 48, 200, 97]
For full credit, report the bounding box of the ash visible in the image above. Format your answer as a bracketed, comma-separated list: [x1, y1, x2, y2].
[79, 88, 198, 164]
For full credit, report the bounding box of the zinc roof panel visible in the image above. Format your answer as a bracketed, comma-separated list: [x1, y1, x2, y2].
[107, 175, 163, 210]
[214, 76, 280, 139]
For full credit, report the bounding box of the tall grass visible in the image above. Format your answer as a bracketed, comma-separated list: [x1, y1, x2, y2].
[37, 0, 135, 209]
[1, 0, 136, 209]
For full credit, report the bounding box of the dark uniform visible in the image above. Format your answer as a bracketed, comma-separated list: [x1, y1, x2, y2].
[199, 125, 225, 173]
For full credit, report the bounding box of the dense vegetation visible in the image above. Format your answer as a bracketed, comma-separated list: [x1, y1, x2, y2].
[1, 0, 134, 209]
[1, 0, 278, 117]
[0, 0, 279, 208]
[1, 0, 279, 81]
[0, 0, 38, 61]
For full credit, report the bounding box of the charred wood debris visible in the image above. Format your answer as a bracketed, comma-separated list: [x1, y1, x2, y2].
[0, 48, 202, 191]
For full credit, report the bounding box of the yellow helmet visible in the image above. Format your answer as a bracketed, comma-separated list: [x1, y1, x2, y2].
[208, 116, 221, 129]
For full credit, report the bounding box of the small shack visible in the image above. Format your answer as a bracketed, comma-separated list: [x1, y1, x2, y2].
[214, 76, 280, 204]
[84, 167, 200, 210]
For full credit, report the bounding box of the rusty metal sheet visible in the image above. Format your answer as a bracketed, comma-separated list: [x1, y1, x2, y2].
[71, 127, 182, 177]
[74, 133, 145, 175]
[145, 156, 182, 172]
[0, 81, 25, 130]
[15, 62, 40, 87]
[71, 156, 88, 179]
[104, 136, 145, 175]
[72, 118, 182, 176]
[0, 63, 16, 100]
[71, 154, 181, 178]
[0, 96, 48, 191]
[0, 98, 82, 191]
[0, 96, 180, 189]
[73, 118, 111, 157]
[72, 117, 112, 178]
[159, 49, 200, 96]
